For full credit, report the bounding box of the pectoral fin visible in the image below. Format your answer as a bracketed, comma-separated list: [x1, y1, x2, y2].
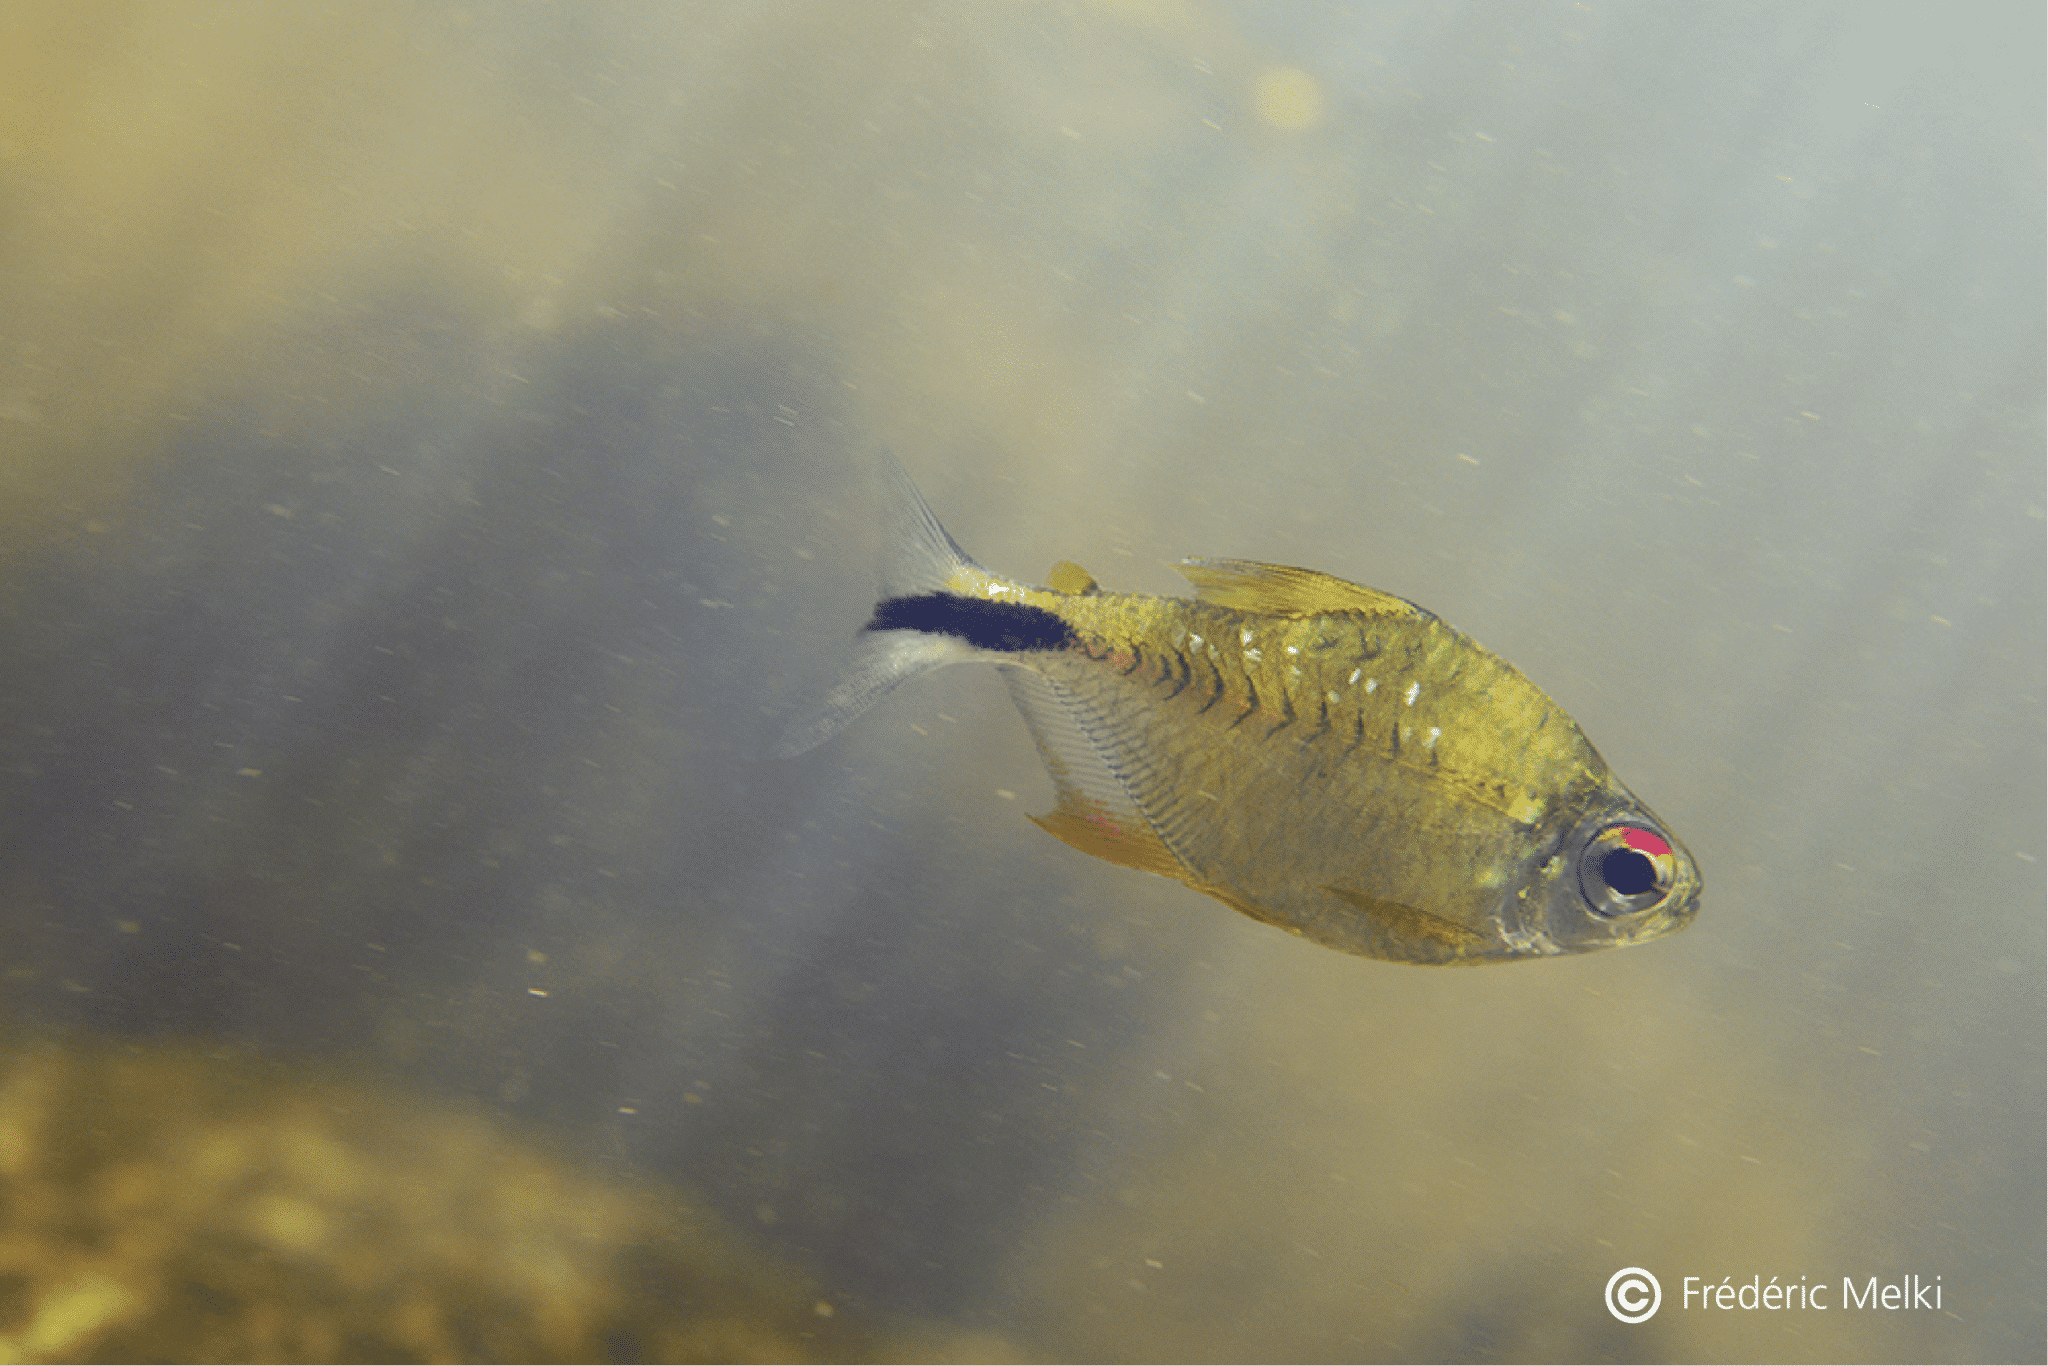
[1326, 885, 1484, 951]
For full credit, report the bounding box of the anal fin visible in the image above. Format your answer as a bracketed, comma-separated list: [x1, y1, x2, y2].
[1032, 803, 1287, 934]
[1003, 661, 1289, 929]
[1002, 662, 1198, 887]
[1029, 804, 1186, 880]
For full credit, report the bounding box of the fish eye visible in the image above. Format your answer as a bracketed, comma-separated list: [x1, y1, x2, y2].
[1579, 825, 1675, 918]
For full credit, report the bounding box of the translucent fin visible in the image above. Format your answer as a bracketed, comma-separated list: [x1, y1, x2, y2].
[876, 447, 981, 598]
[773, 449, 987, 757]
[1001, 666, 1187, 878]
[1325, 885, 1485, 952]
[1006, 664, 1289, 920]
[773, 632, 972, 757]
[1176, 558, 1429, 620]
[1030, 808, 1187, 878]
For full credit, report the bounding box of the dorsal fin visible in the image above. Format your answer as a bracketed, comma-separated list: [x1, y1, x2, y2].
[1175, 558, 1428, 619]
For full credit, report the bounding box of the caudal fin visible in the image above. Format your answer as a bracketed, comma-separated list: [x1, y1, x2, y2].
[772, 449, 984, 757]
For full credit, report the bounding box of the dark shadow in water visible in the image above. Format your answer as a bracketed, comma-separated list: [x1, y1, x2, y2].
[0, 294, 1187, 1321]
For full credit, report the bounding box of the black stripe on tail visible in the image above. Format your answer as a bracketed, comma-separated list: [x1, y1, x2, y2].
[867, 593, 1074, 653]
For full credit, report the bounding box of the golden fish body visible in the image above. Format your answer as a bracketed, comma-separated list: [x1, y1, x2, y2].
[780, 454, 1702, 965]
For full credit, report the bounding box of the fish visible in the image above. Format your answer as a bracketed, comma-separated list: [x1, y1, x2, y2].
[777, 451, 1702, 965]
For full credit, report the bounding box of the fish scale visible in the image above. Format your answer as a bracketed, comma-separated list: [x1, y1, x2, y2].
[1021, 597, 1593, 960]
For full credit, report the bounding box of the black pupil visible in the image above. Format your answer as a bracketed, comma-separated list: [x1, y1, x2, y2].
[1601, 848, 1659, 898]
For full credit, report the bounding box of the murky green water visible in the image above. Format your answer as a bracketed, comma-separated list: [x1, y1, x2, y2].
[2, 5, 2040, 1361]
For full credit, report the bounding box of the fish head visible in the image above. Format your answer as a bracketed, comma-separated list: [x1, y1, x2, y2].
[1500, 788, 1703, 958]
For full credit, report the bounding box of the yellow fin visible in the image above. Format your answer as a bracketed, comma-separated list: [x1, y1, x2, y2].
[1326, 885, 1484, 951]
[1031, 803, 1288, 931]
[1044, 560, 1099, 596]
[1029, 804, 1185, 880]
[1175, 558, 1427, 619]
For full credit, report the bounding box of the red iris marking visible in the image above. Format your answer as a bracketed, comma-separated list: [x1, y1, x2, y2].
[1620, 827, 1670, 858]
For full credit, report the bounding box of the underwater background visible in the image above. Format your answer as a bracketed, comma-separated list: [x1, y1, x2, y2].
[1, 3, 2041, 1361]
